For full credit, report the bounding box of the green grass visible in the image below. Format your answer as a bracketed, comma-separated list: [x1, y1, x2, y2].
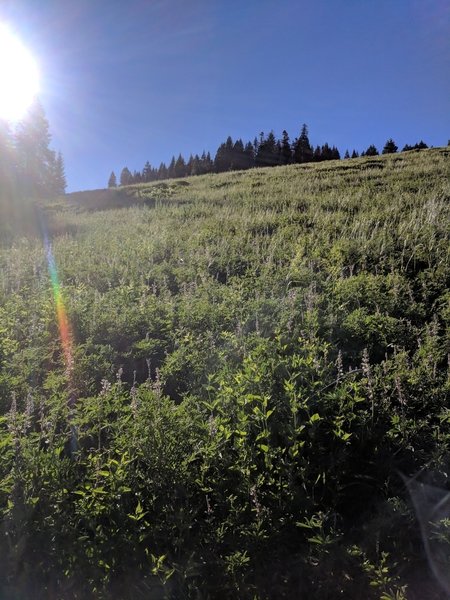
[0, 148, 449, 599]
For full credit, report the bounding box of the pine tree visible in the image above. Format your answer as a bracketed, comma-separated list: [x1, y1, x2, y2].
[351, 149, 359, 158]
[321, 143, 332, 161]
[255, 131, 278, 167]
[132, 170, 142, 184]
[190, 154, 201, 176]
[119, 167, 132, 186]
[142, 161, 152, 182]
[198, 151, 212, 174]
[205, 152, 214, 173]
[232, 139, 245, 170]
[253, 136, 259, 157]
[15, 99, 54, 196]
[243, 142, 255, 169]
[293, 124, 313, 164]
[158, 162, 168, 180]
[52, 151, 67, 195]
[174, 154, 186, 178]
[214, 136, 234, 173]
[280, 130, 292, 165]
[313, 145, 322, 162]
[344, 149, 350, 159]
[186, 154, 194, 176]
[331, 146, 341, 160]
[108, 171, 117, 187]
[364, 144, 379, 156]
[382, 139, 398, 154]
[167, 156, 176, 179]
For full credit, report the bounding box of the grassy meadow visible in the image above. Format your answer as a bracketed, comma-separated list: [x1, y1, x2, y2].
[0, 148, 449, 598]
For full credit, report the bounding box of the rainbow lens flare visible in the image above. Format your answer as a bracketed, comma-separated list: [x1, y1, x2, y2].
[45, 240, 74, 376]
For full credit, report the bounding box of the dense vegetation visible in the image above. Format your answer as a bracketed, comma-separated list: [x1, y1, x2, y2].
[0, 148, 449, 599]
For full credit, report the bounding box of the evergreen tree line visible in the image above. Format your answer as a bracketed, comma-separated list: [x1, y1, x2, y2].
[110, 124, 341, 187]
[110, 124, 430, 188]
[0, 100, 66, 198]
[348, 138, 429, 158]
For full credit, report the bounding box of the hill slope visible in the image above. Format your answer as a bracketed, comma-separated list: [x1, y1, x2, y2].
[0, 148, 449, 599]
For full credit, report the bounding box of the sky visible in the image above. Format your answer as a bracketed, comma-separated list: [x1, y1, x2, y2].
[1, 0, 449, 192]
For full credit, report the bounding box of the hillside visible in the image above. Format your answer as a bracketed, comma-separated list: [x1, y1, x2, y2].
[0, 148, 449, 599]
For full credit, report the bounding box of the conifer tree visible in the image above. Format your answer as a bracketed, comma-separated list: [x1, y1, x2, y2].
[190, 154, 201, 176]
[331, 146, 341, 160]
[344, 149, 350, 159]
[293, 124, 313, 164]
[206, 151, 214, 173]
[214, 136, 234, 173]
[142, 161, 152, 182]
[51, 151, 67, 195]
[132, 170, 142, 184]
[313, 145, 322, 162]
[382, 139, 398, 154]
[167, 156, 176, 179]
[255, 131, 278, 167]
[15, 99, 54, 196]
[108, 171, 117, 187]
[321, 143, 332, 161]
[174, 154, 186, 178]
[243, 141, 255, 169]
[364, 144, 379, 156]
[202, 151, 214, 174]
[232, 139, 246, 170]
[158, 162, 168, 180]
[351, 149, 359, 158]
[119, 167, 132, 186]
[280, 130, 292, 165]
[253, 136, 259, 157]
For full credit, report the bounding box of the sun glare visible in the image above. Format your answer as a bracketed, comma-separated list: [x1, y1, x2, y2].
[0, 24, 40, 123]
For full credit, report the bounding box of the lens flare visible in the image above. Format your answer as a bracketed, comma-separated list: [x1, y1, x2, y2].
[38, 210, 74, 379]
[0, 23, 40, 122]
[46, 241, 74, 376]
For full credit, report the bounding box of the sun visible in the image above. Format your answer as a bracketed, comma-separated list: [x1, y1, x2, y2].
[0, 24, 40, 123]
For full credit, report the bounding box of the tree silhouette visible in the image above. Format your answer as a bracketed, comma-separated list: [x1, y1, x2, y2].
[167, 156, 176, 179]
[293, 124, 313, 164]
[280, 130, 292, 165]
[142, 161, 152, 182]
[256, 131, 279, 167]
[174, 154, 186, 178]
[119, 167, 132, 186]
[15, 99, 54, 196]
[382, 139, 398, 154]
[364, 144, 379, 156]
[214, 136, 234, 173]
[243, 142, 255, 169]
[108, 171, 117, 187]
[51, 151, 67, 195]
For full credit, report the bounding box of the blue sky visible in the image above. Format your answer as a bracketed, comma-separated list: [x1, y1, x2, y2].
[2, 0, 449, 191]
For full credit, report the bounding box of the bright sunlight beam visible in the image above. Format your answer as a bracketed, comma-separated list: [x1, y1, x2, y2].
[0, 23, 40, 123]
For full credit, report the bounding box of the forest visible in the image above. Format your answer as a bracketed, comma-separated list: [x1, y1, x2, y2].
[0, 139, 449, 598]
